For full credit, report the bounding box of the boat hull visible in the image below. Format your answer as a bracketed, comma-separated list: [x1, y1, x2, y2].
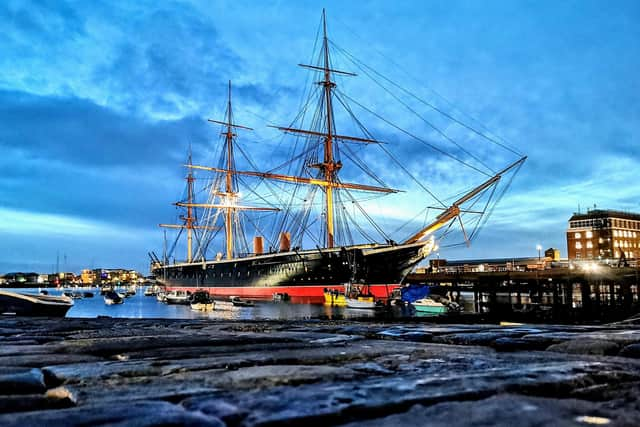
[153, 241, 433, 304]
[0, 291, 73, 317]
[413, 298, 447, 314]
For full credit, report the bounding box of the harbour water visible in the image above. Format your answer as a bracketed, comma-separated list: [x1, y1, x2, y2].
[4, 287, 414, 320]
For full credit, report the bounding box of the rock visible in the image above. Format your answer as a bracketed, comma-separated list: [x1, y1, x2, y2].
[620, 343, 640, 358]
[0, 400, 224, 427]
[546, 339, 620, 356]
[0, 368, 46, 394]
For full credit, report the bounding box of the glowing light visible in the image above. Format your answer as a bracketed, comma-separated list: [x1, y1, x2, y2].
[575, 415, 610, 425]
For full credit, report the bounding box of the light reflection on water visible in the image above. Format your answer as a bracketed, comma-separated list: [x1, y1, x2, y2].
[4, 287, 406, 320]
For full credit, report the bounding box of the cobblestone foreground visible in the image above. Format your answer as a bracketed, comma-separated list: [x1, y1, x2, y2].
[1, 317, 640, 426]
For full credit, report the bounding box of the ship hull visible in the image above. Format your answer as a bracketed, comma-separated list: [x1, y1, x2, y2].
[152, 240, 433, 304]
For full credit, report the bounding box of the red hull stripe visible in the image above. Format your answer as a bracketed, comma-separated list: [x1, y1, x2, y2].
[164, 284, 399, 304]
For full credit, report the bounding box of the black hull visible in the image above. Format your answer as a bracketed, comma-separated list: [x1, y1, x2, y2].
[0, 291, 73, 317]
[152, 242, 431, 302]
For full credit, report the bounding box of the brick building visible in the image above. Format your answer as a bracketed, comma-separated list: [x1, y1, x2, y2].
[567, 209, 640, 260]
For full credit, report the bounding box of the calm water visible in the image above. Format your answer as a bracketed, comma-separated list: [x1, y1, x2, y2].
[6, 287, 416, 320]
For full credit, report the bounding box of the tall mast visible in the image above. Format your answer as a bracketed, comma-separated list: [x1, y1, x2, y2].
[224, 80, 234, 259]
[186, 145, 194, 262]
[321, 9, 337, 248]
[159, 147, 198, 263]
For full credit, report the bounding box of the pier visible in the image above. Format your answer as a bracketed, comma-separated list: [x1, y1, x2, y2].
[406, 266, 640, 323]
[2, 316, 640, 425]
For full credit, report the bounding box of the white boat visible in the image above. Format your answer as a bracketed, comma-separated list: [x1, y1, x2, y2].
[0, 290, 73, 317]
[164, 290, 191, 305]
[213, 299, 236, 311]
[230, 296, 254, 307]
[345, 284, 377, 309]
[190, 291, 214, 311]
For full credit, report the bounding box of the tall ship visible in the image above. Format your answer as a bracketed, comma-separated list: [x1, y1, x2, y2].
[151, 11, 526, 303]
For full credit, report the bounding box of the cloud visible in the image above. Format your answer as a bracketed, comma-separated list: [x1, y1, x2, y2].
[1, 0, 639, 273]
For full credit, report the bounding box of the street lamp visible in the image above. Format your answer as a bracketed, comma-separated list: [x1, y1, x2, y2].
[536, 244, 542, 262]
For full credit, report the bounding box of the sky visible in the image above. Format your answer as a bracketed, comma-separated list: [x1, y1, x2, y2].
[1, 0, 639, 274]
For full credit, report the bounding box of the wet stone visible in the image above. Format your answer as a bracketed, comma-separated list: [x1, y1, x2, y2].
[0, 367, 46, 394]
[0, 400, 224, 427]
[1, 318, 640, 425]
[546, 339, 621, 356]
[619, 343, 640, 358]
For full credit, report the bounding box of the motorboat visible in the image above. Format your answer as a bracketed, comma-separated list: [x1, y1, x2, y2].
[156, 291, 167, 303]
[190, 291, 214, 311]
[144, 285, 158, 296]
[272, 293, 290, 302]
[412, 298, 447, 314]
[230, 296, 254, 307]
[345, 284, 377, 309]
[212, 299, 236, 311]
[104, 290, 124, 305]
[164, 290, 191, 305]
[0, 290, 73, 317]
[323, 288, 347, 306]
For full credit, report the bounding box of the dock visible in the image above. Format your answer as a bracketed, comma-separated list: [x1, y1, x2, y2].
[406, 266, 640, 323]
[2, 316, 640, 425]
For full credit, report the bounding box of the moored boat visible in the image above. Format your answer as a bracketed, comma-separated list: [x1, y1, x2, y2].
[164, 290, 191, 305]
[412, 298, 446, 314]
[104, 290, 123, 305]
[323, 288, 346, 306]
[212, 299, 236, 311]
[190, 291, 214, 311]
[345, 284, 377, 309]
[0, 290, 73, 317]
[230, 296, 254, 307]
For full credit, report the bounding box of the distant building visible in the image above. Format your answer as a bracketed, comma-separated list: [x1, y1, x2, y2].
[567, 209, 640, 260]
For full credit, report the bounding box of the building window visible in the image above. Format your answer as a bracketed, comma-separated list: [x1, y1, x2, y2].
[586, 241, 593, 249]
[575, 242, 582, 249]
[574, 232, 581, 239]
[586, 231, 593, 238]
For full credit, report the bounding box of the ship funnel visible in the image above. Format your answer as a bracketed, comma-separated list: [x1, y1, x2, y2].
[279, 232, 291, 252]
[254, 236, 264, 255]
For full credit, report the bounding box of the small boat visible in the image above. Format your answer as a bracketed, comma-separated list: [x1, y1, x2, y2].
[230, 296, 254, 307]
[190, 291, 214, 311]
[156, 291, 167, 303]
[104, 291, 124, 305]
[144, 286, 157, 296]
[125, 285, 137, 297]
[323, 288, 347, 306]
[0, 290, 73, 317]
[63, 290, 83, 299]
[345, 284, 377, 309]
[212, 299, 236, 311]
[164, 290, 191, 305]
[272, 292, 290, 302]
[412, 298, 447, 314]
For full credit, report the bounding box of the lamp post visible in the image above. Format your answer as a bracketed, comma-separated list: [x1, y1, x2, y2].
[536, 244, 542, 262]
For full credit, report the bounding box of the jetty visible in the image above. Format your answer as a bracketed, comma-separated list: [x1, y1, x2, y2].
[406, 266, 640, 323]
[1, 316, 640, 425]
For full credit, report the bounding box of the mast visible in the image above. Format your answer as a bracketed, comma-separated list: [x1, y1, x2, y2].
[186, 146, 194, 262]
[225, 81, 234, 259]
[160, 145, 212, 263]
[183, 82, 278, 260]
[321, 9, 336, 248]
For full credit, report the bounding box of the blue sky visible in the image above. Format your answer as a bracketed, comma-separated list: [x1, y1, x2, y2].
[1, 0, 639, 274]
